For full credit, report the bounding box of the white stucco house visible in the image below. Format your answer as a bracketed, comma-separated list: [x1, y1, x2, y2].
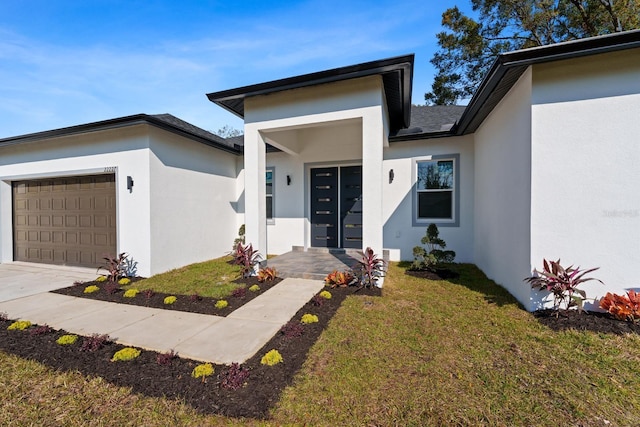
[0, 30, 638, 311]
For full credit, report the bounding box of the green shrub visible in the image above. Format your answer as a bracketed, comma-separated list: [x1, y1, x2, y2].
[111, 347, 141, 362]
[412, 223, 456, 271]
[261, 349, 283, 366]
[191, 363, 214, 380]
[163, 296, 177, 305]
[301, 314, 319, 324]
[118, 277, 132, 285]
[7, 320, 31, 331]
[215, 300, 228, 309]
[95, 276, 107, 282]
[249, 284, 260, 292]
[123, 289, 139, 298]
[56, 334, 78, 345]
[84, 285, 100, 294]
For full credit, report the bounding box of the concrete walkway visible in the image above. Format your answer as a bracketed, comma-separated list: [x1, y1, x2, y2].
[0, 263, 324, 364]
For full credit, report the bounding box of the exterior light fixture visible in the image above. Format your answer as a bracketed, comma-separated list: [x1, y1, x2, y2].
[127, 176, 134, 192]
[287, 175, 291, 185]
[389, 169, 394, 184]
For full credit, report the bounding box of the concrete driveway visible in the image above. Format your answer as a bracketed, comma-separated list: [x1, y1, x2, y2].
[0, 262, 97, 303]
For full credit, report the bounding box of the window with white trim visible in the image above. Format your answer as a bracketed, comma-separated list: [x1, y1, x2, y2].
[266, 168, 274, 222]
[416, 158, 455, 221]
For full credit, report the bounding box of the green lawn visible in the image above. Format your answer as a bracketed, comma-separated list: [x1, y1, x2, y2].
[2, 262, 639, 426]
[122, 256, 244, 299]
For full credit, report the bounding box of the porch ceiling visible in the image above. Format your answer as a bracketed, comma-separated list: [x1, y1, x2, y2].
[261, 118, 362, 155]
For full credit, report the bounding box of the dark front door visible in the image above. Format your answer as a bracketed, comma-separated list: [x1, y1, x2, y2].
[340, 166, 362, 248]
[311, 167, 338, 247]
[310, 165, 363, 248]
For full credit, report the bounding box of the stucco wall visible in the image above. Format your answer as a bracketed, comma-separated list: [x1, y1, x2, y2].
[264, 121, 363, 254]
[474, 68, 533, 310]
[382, 135, 475, 262]
[0, 126, 153, 276]
[148, 128, 239, 274]
[531, 49, 640, 309]
[244, 76, 386, 256]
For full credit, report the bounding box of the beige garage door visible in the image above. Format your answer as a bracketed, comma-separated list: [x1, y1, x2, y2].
[13, 174, 117, 268]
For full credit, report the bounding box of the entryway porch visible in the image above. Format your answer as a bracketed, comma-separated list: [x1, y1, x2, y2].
[265, 247, 362, 281]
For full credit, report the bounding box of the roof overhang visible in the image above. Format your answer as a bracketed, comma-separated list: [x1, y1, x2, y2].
[454, 29, 640, 135]
[207, 54, 415, 131]
[0, 114, 242, 155]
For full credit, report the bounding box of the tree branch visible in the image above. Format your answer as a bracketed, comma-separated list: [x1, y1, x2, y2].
[598, 0, 623, 31]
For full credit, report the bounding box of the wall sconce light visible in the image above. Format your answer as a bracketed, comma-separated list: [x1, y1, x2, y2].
[388, 169, 394, 184]
[287, 175, 291, 186]
[127, 176, 134, 192]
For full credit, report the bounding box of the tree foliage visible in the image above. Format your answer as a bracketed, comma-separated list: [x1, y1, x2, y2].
[425, 0, 640, 105]
[216, 124, 243, 138]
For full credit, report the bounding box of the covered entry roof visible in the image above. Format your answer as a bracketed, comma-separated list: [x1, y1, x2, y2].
[206, 54, 415, 132]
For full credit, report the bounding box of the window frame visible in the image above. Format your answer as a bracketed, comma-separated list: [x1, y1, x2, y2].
[412, 154, 460, 227]
[266, 167, 275, 224]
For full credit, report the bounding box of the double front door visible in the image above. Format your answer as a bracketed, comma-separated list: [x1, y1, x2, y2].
[310, 166, 362, 249]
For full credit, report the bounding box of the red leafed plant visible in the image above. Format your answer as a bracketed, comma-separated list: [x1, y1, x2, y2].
[355, 247, 386, 289]
[80, 334, 111, 352]
[600, 290, 640, 321]
[525, 259, 603, 312]
[324, 270, 354, 288]
[156, 350, 178, 366]
[219, 363, 250, 390]
[232, 243, 262, 278]
[97, 252, 128, 282]
[231, 287, 247, 298]
[257, 267, 277, 283]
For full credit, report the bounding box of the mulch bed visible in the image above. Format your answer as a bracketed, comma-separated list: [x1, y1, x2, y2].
[51, 277, 282, 317]
[0, 284, 381, 419]
[533, 309, 640, 335]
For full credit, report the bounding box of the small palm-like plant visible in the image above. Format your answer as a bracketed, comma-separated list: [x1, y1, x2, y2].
[354, 247, 386, 288]
[525, 259, 603, 312]
[97, 252, 128, 282]
[232, 243, 262, 278]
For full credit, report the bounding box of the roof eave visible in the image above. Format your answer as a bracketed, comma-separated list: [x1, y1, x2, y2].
[455, 29, 640, 135]
[0, 114, 242, 155]
[207, 54, 415, 130]
[389, 130, 455, 142]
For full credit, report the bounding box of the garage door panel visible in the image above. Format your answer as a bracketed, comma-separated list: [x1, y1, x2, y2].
[79, 197, 92, 210]
[13, 174, 116, 268]
[15, 199, 27, 210]
[94, 215, 108, 228]
[41, 249, 54, 262]
[66, 232, 78, 244]
[80, 232, 92, 245]
[52, 199, 64, 210]
[94, 233, 109, 246]
[79, 215, 92, 227]
[52, 215, 64, 227]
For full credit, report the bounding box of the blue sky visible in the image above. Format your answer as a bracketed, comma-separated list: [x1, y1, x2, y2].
[0, 0, 474, 138]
